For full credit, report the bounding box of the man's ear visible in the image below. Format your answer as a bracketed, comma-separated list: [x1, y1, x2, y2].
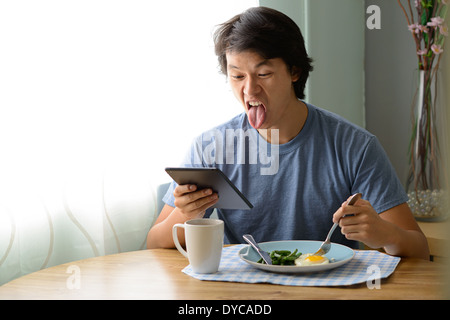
[291, 66, 301, 83]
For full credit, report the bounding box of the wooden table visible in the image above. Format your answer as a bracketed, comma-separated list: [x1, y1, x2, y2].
[0, 247, 445, 300]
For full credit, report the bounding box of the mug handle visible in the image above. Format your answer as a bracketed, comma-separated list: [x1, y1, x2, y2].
[172, 223, 188, 258]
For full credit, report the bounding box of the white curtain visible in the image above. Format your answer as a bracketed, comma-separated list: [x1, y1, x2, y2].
[0, 169, 157, 285]
[0, 0, 257, 285]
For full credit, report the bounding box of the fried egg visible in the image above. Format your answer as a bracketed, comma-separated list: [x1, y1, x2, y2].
[295, 253, 330, 266]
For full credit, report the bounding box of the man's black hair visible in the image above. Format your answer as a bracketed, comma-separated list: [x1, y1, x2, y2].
[214, 6, 313, 100]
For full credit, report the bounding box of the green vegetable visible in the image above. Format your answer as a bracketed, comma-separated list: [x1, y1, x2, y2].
[257, 249, 302, 265]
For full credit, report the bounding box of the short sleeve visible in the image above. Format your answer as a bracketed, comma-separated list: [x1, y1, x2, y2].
[352, 136, 408, 213]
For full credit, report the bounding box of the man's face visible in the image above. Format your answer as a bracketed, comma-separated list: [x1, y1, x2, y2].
[226, 50, 299, 130]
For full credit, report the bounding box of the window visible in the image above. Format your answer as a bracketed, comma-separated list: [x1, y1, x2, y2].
[0, 0, 258, 189]
[0, 0, 258, 285]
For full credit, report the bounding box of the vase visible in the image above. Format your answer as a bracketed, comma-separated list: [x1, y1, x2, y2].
[406, 69, 449, 221]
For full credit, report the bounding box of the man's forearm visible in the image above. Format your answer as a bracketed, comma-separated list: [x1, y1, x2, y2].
[383, 228, 429, 260]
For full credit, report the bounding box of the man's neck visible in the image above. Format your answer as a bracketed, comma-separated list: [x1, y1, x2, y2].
[258, 100, 308, 144]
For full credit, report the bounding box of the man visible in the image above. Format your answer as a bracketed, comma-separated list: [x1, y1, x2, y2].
[147, 7, 429, 259]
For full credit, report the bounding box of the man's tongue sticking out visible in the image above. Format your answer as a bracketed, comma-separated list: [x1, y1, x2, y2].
[247, 103, 266, 129]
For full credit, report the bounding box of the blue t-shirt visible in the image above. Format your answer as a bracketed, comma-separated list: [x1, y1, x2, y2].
[163, 103, 408, 248]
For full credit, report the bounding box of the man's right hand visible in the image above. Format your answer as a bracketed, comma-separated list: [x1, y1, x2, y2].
[173, 184, 219, 219]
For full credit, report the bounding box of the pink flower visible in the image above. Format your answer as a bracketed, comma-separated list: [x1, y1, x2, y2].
[417, 49, 428, 55]
[408, 23, 419, 33]
[431, 44, 443, 54]
[427, 17, 445, 27]
[432, 17, 445, 25]
[439, 24, 448, 36]
[418, 25, 429, 33]
[409, 23, 430, 33]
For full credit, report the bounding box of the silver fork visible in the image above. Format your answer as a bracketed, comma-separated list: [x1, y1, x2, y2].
[314, 193, 362, 256]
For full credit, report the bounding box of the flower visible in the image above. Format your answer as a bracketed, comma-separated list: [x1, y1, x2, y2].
[417, 49, 428, 55]
[427, 16, 445, 27]
[408, 23, 419, 33]
[431, 44, 443, 54]
[418, 25, 429, 33]
[408, 23, 429, 33]
[398, 0, 447, 63]
[408, 23, 431, 33]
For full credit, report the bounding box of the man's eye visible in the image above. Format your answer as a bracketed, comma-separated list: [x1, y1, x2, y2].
[231, 75, 244, 80]
[258, 73, 272, 78]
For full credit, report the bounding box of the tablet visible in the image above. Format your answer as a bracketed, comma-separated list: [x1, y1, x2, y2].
[165, 167, 253, 210]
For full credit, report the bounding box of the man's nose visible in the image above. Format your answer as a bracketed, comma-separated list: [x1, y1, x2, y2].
[243, 76, 261, 96]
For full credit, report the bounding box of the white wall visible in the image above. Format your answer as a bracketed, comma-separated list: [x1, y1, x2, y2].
[364, 0, 421, 184]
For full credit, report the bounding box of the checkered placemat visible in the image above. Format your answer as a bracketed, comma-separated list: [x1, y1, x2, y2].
[182, 244, 401, 286]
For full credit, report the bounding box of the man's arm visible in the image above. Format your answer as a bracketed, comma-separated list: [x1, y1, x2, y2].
[378, 203, 429, 259]
[334, 199, 429, 260]
[147, 204, 187, 249]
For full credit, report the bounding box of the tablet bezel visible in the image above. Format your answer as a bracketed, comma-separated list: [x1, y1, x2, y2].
[164, 167, 253, 210]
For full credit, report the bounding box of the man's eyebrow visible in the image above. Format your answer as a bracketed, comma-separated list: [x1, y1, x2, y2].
[228, 59, 271, 70]
[255, 59, 271, 68]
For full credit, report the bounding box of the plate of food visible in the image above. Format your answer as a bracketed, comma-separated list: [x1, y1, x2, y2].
[238, 240, 355, 273]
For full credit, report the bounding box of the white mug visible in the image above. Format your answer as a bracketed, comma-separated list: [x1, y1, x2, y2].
[172, 218, 224, 274]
